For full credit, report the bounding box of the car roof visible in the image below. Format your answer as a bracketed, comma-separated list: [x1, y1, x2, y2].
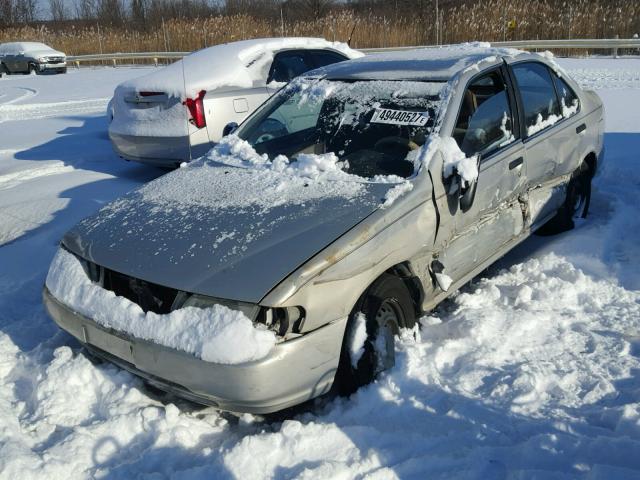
[120, 37, 363, 98]
[317, 43, 529, 82]
[191, 37, 362, 64]
[0, 42, 52, 51]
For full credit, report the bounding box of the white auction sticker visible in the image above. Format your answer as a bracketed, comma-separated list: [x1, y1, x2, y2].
[370, 108, 429, 126]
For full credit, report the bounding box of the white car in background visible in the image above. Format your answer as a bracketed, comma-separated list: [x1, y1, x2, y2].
[0, 42, 67, 76]
[107, 37, 362, 167]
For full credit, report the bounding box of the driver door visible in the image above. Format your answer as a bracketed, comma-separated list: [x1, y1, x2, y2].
[430, 66, 527, 284]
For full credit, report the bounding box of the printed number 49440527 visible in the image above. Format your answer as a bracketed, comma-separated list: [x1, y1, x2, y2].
[370, 108, 429, 126]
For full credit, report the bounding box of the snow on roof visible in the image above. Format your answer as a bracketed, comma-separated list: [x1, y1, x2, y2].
[318, 42, 526, 82]
[0, 41, 57, 54]
[120, 37, 363, 98]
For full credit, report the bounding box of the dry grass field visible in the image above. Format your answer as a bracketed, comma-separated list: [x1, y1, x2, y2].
[0, 0, 638, 56]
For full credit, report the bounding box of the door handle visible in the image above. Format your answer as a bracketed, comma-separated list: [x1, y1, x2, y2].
[576, 123, 586, 134]
[509, 157, 524, 170]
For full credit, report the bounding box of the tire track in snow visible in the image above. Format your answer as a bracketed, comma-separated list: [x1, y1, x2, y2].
[0, 86, 38, 105]
[0, 98, 109, 123]
[0, 162, 75, 191]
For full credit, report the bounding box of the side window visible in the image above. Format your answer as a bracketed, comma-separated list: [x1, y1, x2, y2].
[453, 69, 518, 157]
[551, 72, 580, 118]
[309, 50, 348, 69]
[268, 51, 314, 84]
[512, 62, 561, 136]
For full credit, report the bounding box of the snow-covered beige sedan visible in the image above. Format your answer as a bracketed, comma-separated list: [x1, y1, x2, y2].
[44, 44, 604, 413]
[107, 37, 362, 166]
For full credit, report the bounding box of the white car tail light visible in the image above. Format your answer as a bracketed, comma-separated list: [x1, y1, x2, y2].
[184, 90, 207, 129]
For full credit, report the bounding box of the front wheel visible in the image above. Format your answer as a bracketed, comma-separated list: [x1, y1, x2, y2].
[538, 163, 592, 235]
[28, 63, 38, 75]
[333, 274, 416, 395]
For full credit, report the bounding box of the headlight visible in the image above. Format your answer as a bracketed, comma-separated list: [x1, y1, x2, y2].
[255, 306, 305, 337]
[181, 294, 259, 321]
[181, 294, 305, 337]
[60, 244, 101, 283]
[38, 57, 47, 62]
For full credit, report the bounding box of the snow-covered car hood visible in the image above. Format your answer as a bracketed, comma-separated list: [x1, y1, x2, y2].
[62, 154, 395, 303]
[118, 37, 362, 99]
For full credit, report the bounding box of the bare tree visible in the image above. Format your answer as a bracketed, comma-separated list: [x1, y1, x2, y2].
[14, 0, 37, 22]
[96, 0, 123, 25]
[298, 0, 333, 18]
[50, 0, 67, 21]
[131, 0, 147, 26]
[0, 0, 14, 25]
[74, 0, 95, 19]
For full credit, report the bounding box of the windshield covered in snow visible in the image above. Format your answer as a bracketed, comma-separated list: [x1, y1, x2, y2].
[236, 78, 444, 179]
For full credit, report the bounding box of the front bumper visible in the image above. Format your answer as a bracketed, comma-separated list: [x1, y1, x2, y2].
[39, 61, 67, 72]
[43, 287, 346, 413]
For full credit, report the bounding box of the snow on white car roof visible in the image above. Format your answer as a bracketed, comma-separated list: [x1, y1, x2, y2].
[0, 42, 54, 52]
[120, 37, 363, 98]
[317, 42, 526, 82]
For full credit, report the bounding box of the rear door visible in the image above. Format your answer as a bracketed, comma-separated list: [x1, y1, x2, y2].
[508, 60, 583, 227]
[431, 65, 527, 283]
[13, 44, 29, 72]
[203, 87, 271, 143]
[2, 44, 18, 72]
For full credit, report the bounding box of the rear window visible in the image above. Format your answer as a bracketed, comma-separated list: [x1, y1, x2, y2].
[309, 50, 348, 68]
[268, 51, 315, 83]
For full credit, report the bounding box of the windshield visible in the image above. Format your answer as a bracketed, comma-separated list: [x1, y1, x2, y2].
[236, 78, 444, 179]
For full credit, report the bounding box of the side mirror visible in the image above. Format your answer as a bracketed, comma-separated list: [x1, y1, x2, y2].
[222, 122, 238, 137]
[459, 175, 478, 213]
[458, 153, 481, 213]
[445, 153, 480, 213]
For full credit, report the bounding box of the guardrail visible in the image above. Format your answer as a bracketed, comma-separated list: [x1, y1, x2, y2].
[66, 38, 640, 67]
[67, 51, 190, 67]
[362, 38, 640, 54]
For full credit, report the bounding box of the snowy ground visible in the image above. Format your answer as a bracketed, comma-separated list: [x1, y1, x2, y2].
[0, 58, 639, 479]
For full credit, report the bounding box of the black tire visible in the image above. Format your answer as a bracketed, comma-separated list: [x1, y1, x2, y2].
[28, 63, 38, 75]
[537, 163, 592, 235]
[0, 63, 6, 77]
[333, 274, 416, 395]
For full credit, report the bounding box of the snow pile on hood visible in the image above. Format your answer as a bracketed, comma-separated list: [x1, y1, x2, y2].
[119, 38, 361, 99]
[139, 135, 411, 213]
[45, 248, 276, 364]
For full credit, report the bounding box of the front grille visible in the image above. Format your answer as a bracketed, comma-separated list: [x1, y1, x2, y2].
[47, 57, 65, 63]
[102, 267, 179, 314]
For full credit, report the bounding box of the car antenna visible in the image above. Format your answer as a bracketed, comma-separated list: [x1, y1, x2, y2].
[347, 22, 358, 47]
